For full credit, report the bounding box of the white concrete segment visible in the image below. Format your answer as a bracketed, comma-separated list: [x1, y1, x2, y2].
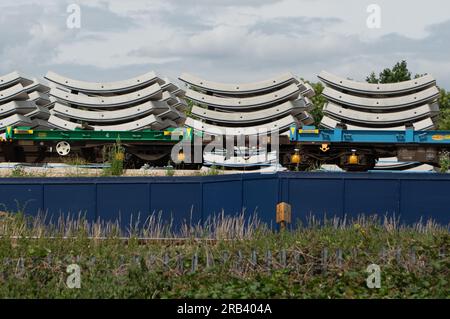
[27, 91, 51, 106]
[0, 83, 29, 103]
[30, 118, 52, 130]
[45, 71, 164, 94]
[185, 83, 300, 109]
[299, 82, 315, 98]
[49, 83, 163, 108]
[0, 71, 35, 89]
[320, 115, 435, 131]
[47, 114, 83, 130]
[190, 99, 308, 124]
[152, 118, 177, 130]
[203, 151, 278, 167]
[411, 117, 435, 130]
[48, 113, 163, 131]
[150, 104, 183, 122]
[322, 86, 440, 110]
[0, 101, 36, 117]
[52, 101, 169, 123]
[179, 72, 298, 95]
[318, 71, 436, 95]
[323, 102, 435, 125]
[185, 115, 298, 136]
[25, 104, 51, 120]
[0, 114, 32, 130]
[92, 114, 161, 131]
[161, 77, 185, 97]
[24, 79, 50, 94]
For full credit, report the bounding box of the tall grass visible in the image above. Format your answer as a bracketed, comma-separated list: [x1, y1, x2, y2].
[0, 211, 448, 298]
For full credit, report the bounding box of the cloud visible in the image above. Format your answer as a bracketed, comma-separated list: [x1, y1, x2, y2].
[0, 0, 449, 89]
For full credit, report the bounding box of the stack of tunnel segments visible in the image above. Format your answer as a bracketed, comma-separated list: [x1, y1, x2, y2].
[318, 70, 441, 170]
[45, 71, 186, 131]
[318, 71, 440, 130]
[179, 72, 315, 167]
[0, 71, 51, 132]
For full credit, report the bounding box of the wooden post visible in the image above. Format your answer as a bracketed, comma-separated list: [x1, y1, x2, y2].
[276, 202, 292, 231]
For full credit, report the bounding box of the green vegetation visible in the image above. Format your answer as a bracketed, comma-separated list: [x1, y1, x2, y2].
[9, 165, 47, 178]
[437, 89, 450, 130]
[0, 212, 447, 298]
[61, 155, 89, 166]
[101, 139, 125, 176]
[366, 60, 423, 84]
[305, 81, 327, 126]
[438, 150, 450, 173]
[165, 163, 175, 176]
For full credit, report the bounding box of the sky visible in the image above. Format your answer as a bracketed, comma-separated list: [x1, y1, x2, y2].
[0, 0, 449, 88]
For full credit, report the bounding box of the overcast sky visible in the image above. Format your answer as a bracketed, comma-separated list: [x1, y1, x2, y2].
[0, 0, 449, 88]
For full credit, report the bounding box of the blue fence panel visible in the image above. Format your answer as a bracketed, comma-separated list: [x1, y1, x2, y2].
[97, 182, 150, 226]
[0, 183, 43, 214]
[150, 180, 202, 227]
[242, 176, 279, 225]
[203, 178, 243, 217]
[400, 179, 450, 224]
[286, 177, 345, 223]
[343, 179, 400, 217]
[43, 183, 96, 221]
[0, 172, 449, 227]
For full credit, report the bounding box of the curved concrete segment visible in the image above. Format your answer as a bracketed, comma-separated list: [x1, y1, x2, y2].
[322, 86, 440, 110]
[152, 118, 178, 130]
[320, 115, 435, 131]
[0, 114, 32, 131]
[27, 91, 51, 106]
[45, 71, 163, 94]
[48, 113, 162, 131]
[52, 101, 169, 123]
[299, 82, 315, 98]
[0, 83, 29, 103]
[185, 115, 297, 136]
[190, 99, 308, 124]
[158, 105, 185, 122]
[24, 79, 50, 94]
[203, 151, 278, 167]
[321, 115, 401, 130]
[25, 105, 51, 120]
[0, 101, 36, 117]
[186, 84, 300, 109]
[47, 114, 83, 130]
[30, 118, 52, 130]
[179, 72, 298, 95]
[0, 71, 35, 89]
[323, 102, 436, 125]
[161, 78, 185, 97]
[91, 114, 162, 131]
[318, 71, 436, 95]
[50, 83, 163, 108]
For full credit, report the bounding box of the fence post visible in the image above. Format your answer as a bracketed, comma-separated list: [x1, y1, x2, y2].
[276, 202, 292, 231]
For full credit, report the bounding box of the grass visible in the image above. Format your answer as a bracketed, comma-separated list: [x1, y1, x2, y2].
[101, 139, 125, 176]
[0, 211, 448, 298]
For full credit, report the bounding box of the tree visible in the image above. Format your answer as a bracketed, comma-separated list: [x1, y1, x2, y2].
[366, 60, 416, 84]
[437, 88, 450, 129]
[303, 80, 327, 126]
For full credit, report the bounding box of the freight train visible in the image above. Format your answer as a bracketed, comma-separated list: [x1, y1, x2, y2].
[2, 124, 450, 172]
[0, 70, 447, 171]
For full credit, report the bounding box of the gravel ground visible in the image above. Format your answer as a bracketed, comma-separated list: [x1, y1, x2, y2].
[0, 165, 284, 177]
